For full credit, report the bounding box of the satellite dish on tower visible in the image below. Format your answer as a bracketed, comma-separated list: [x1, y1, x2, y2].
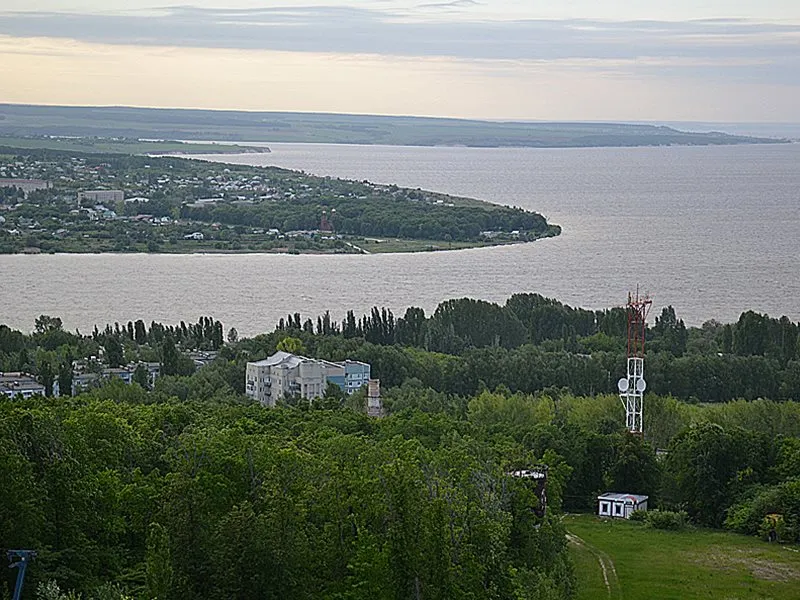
[636, 378, 647, 393]
[617, 378, 629, 392]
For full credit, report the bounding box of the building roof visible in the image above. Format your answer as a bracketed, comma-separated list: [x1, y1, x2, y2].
[249, 351, 308, 369]
[0, 372, 45, 395]
[598, 492, 648, 503]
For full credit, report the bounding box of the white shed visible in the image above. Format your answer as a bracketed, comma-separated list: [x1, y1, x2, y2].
[597, 492, 648, 519]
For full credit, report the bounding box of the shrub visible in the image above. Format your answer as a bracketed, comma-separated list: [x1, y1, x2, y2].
[645, 509, 689, 530]
[628, 509, 647, 522]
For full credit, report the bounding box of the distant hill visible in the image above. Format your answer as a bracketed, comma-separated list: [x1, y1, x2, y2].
[0, 104, 788, 148]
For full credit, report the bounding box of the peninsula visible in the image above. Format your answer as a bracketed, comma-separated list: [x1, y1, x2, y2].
[0, 104, 788, 149]
[0, 146, 559, 255]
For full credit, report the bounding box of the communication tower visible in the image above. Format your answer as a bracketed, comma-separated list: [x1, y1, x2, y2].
[617, 288, 652, 434]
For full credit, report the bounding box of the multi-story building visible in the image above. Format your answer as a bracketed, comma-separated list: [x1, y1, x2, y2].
[77, 190, 125, 203]
[246, 352, 370, 407]
[0, 179, 52, 197]
[0, 372, 46, 399]
[344, 360, 371, 393]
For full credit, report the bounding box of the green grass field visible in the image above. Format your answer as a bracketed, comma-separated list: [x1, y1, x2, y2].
[565, 514, 800, 600]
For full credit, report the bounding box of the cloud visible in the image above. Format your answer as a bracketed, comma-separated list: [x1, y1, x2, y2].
[0, 6, 798, 85]
[416, 0, 482, 10]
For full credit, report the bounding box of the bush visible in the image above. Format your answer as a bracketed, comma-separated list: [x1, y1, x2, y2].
[645, 509, 689, 530]
[628, 509, 647, 522]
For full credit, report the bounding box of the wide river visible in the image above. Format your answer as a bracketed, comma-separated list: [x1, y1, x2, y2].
[2, 143, 798, 336]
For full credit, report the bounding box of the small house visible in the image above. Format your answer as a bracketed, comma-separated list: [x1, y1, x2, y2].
[597, 492, 648, 519]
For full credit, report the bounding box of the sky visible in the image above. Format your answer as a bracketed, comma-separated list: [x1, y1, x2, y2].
[0, 1, 799, 121]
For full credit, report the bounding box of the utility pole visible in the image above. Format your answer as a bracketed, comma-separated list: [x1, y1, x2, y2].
[8, 550, 36, 600]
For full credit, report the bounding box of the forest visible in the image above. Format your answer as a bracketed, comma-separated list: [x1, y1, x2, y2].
[2, 294, 800, 599]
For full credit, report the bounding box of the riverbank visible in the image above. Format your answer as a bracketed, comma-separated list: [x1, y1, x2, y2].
[6, 226, 560, 256]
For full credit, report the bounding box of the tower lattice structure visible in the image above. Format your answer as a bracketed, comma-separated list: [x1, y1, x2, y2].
[618, 289, 652, 434]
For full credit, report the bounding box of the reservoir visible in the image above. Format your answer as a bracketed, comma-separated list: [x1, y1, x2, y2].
[1, 143, 798, 336]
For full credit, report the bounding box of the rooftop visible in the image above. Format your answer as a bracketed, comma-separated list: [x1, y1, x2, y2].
[598, 492, 649, 502]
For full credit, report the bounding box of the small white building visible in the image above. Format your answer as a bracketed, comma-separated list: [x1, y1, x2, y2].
[597, 492, 648, 519]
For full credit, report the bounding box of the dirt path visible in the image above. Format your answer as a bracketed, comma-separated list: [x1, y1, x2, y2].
[567, 532, 622, 599]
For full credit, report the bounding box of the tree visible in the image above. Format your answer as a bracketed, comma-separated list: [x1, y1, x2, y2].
[145, 522, 173, 600]
[134, 320, 148, 345]
[37, 355, 55, 396]
[607, 433, 661, 499]
[276, 336, 306, 355]
[227, 327, 238, 344]
[104, 336, 124, 368]
[323, 380, 345, 404]
[58, 354, 73, 397]
[160, 336, 179, 376]
[133, 363, 150, 390]
[35, 314, 63, 335]
[652, 306, 688, 356]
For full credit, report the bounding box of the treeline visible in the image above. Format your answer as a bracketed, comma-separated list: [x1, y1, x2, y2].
[91, 316, 224, 351]
[183, 196, 553, 242]
[264, 295, 800, 403]
[0, 393, 575, 600]
[3, 294, 800, 404]
[0, 316, 226, 395]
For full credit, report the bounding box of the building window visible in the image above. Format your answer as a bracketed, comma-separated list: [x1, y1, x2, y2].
[601, 502, 609, 514]
[614, 503, 622, 515]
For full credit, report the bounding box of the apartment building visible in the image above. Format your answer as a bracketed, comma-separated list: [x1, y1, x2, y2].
[77, 190, 124, 203]
[0, 179, 52, 197]
[0, 372, 46, 399]
[246, 352, 370, 407]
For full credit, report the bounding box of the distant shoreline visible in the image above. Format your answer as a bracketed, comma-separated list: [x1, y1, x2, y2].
[0, 103, 789, 149]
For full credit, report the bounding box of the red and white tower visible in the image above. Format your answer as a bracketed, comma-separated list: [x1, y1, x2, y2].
[618, 288, 652, 434]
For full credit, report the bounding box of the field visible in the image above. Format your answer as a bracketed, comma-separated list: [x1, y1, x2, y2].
[565, 514, 800, 600]
[0, 136, 267, 154]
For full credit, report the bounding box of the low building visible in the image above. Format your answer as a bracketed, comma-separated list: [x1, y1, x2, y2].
[72, 372, 100, 395]
[0, 372, 46, 399]
[78, 190, 124, 203]
[184, 232, 204, 240]
[104, 367, 133, 385]
[597, 493, 648, 519]
[246, 352, 370, 407]
[187, 351, 218, 368]
[133, 362, 161, 387]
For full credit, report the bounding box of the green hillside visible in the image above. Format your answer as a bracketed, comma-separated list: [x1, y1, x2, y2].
[0, 104, 787, 148]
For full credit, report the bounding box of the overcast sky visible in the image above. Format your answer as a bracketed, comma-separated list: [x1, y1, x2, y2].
[1, 1, 798, 121]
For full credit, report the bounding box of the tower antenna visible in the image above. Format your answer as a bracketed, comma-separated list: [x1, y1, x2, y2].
[617, 287, 652, 434]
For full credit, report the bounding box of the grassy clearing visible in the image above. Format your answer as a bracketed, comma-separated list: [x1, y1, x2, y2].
[565, 513, 800, 600]
[357, 237, 513, 253]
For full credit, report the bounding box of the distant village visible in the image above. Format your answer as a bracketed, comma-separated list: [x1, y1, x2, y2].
[0, 149, 539, 254]
[0, 350, 218, 399]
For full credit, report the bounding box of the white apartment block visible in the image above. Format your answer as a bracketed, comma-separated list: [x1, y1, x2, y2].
[78, 190, 125, 203]
[245, 352, 370, 407]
